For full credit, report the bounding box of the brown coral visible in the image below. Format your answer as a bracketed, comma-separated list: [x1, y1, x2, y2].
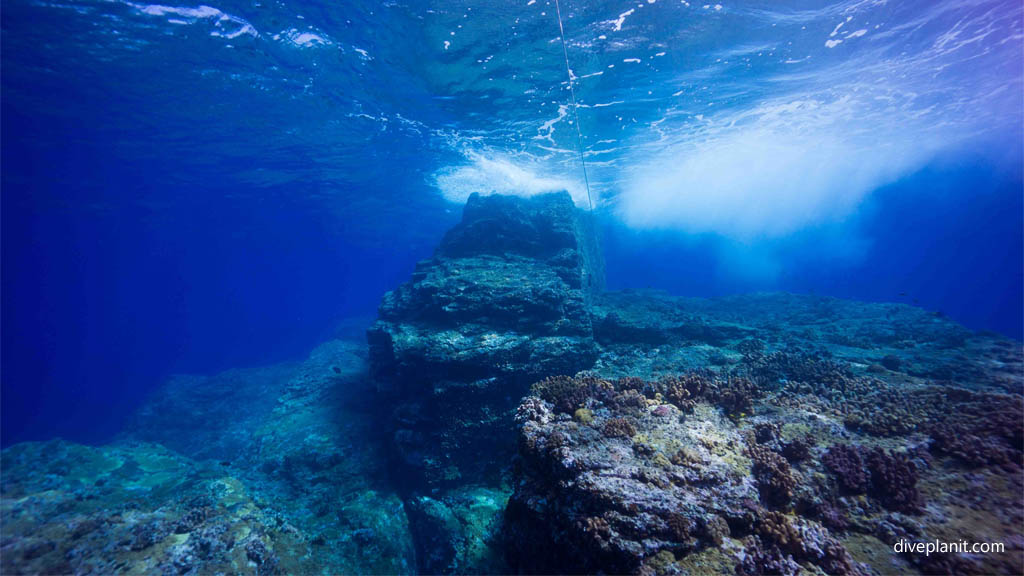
[659, 373, 712, 412]
[531, 375, 613, 414]
[747, 443, 795, 507]
[602, 417, 636, 439]
[822, 444, 869, 494]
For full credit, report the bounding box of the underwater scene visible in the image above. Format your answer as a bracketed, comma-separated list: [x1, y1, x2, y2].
[2, 0, 1023, 574]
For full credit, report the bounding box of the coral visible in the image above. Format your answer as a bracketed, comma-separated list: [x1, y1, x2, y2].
[748, 442, 796, 507]
[659, 373, 712, 412]
[580, 515, 611, 543]
[3, 340, 417, 576]
[651, 452, 674, 469]
[735, 538, 801, 576]
[930, 423, 1017, 469]
[531, 375, 591, 414]
[505, 378, 760, 575]
[532, 375, 612, 414]
[665, 512, 695, 542]
[709, 376, 757, 418]
[809, 500, 849, 532]
[173, 506, 211, 534]
[752, 511, 864, 575]
[840, 384, 926, 436]
[780, 435, 815, 463]
[754, 422, 781, 445]
[670, 447, 705, 467]
[926, 389, 1023, 471]
[183, 523, 235, 561]
[822, 444, 869, 494]
[573, 408, 594, 425]
[129, 520, 168, 551]
[602, 417, 636, 439]
[515, 396, 552, 426]
[645, 549, 678, 575]
[736, 338, 766, 357]
[817, 539, 862, 575]
[823, 445, 920, 512]
[244, 536, 281, 576]
[546, 369, 762, 422]
[610, 388, 649, 416]
[865, 448, 920, 513]
[703, 515, 731, 546]
[756, 511, 803, 555]
[746, 349, 852, 392]
[652, 404, 674, 418]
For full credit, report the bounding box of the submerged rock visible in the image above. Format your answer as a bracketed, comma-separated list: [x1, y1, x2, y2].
[368, 191, 604, 488]
[122, 340, 416, 575]
[505, 380, 762, 575]
[505, 351, 1023, 575]
[0, 440, 303, 576]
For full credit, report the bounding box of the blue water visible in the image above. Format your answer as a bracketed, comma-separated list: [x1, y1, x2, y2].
[2, 0, 1021, 445]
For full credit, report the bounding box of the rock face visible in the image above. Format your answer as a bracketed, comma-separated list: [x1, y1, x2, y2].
[367, 191, 603, 488]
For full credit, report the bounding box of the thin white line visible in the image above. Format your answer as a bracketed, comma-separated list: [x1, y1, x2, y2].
[553, 0, 594, 211]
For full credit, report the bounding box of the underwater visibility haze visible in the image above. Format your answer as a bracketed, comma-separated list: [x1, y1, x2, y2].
[2, 0, 1023, 574]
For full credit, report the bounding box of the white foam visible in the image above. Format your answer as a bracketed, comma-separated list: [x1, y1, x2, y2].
[581, 101, 625, 108]
[123, 2, 257, 39]
[432, 152, 589, 206]
[291, 31, 328, 46]
[609, 9, 635, 32]
[617, 96, 946, 240]
[534, 104, 569, 145]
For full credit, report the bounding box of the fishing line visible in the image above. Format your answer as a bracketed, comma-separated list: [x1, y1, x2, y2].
[553, 0, 594, 211]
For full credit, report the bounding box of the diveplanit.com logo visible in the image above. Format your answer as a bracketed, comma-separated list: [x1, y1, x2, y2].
[894, 539, 1005, 556]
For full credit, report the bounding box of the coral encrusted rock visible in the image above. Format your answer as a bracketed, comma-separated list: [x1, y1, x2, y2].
[367, 191, 604, 487]
[503, 374, 882, 576]
[504, 376, 761, 575]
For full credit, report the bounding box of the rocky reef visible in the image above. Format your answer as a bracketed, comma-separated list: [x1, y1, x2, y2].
[2, 340, 415, 575]
[2, 192, 1022, 575]
[367, 191, 604, 489]
[1, 440, 301, 575]
[505, 347, 1023, 575]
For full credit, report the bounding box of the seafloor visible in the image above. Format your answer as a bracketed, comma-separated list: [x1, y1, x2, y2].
[2, 192, 1022, 575]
